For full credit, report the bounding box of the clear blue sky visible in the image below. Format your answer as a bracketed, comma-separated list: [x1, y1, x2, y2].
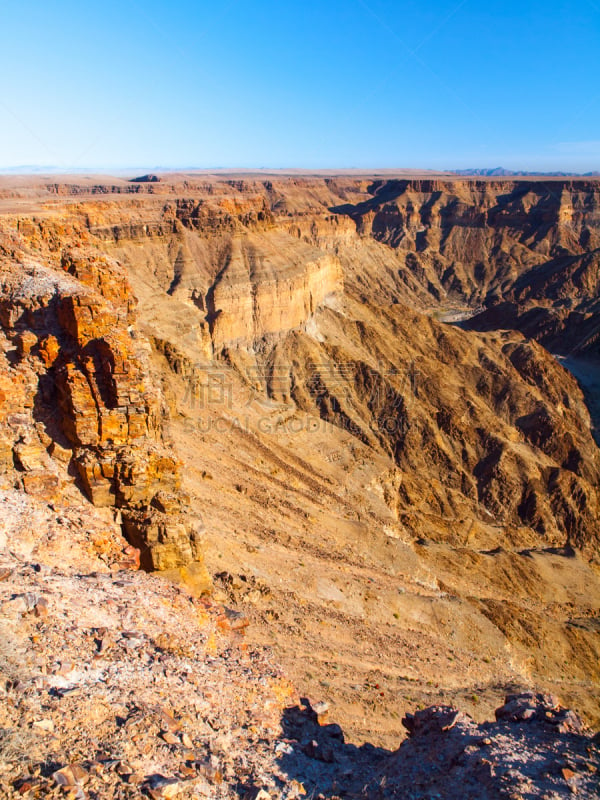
[1, 0, 599, 171]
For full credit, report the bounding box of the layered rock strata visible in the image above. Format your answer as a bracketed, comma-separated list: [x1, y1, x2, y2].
[0, 233, 206, 574]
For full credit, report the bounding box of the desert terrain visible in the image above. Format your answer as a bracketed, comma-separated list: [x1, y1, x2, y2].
[1, 172, 600, 797]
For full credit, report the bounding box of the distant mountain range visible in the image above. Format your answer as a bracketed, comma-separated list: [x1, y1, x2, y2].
[452, 167, 600, 177]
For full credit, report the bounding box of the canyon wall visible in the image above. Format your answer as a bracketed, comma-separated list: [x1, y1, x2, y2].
[207, 233, 343, 349]
[69, 176, 600, 353]
[0, 220, 208, 576]
[2, 175, 600, 745]
[3, 176, 600, 562]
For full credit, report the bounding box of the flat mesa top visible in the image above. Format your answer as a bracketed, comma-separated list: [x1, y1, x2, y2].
[0, 168, 599, 185]
[0, 168, 449, 188]
[0, 170, 598, 217]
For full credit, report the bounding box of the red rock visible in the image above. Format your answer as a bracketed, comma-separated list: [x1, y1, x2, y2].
[15, 330, 38, 358]
[17, 779, 39, 795]
[217, 608, 249, 632]
[22, 471, 59, 500]
[38, 334, 60, 367]
[159, 709, 182, 732]
[179, 765, 196, 778]
[113, 544, 141, 570]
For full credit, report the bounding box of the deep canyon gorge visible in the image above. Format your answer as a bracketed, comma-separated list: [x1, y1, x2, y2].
[1, 173, 600, 798]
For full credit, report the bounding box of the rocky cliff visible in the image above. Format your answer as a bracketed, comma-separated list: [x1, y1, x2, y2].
[206, 233, 342, 349]
[0, 219, 208, 576]
[81, 175, 599, 554]
[325, 178, 600, 354]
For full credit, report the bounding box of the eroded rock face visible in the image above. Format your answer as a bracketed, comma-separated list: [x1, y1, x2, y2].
[332, 178, 600, 301]
[258, 301, 600, 553]
[325, 178, 600, 357]
[0, 236, 207, 576]
[2, 174, 600, 753]
[207, 233, 343, 350]
[4, 176, 600, 562]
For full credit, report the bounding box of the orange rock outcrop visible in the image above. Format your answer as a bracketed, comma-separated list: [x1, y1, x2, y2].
[0, 232, 207, 575]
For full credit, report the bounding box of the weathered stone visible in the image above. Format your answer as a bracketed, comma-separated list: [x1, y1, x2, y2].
[0, 437, 13, 474]
[312, 701, 330, 724]
[33, 597, 49, 617]
[13, 441, 49, 472]
[14, 330, 38, 358]
[38, 334, 60, 368]
[216, 607, 250, 632]
[252, 791, 272, 800]
[57, 294, 115, 346]
[121, 509, 202, 571]
[74, 452, 115, 506]
[52, 764, 88, 787]
[22, 470, 59, 500]
[112, 544, 141, 571]
[114, 447, 182, 509]
[495, 693, 560, 723]
[49, 440, 72, 463]
[57, 362, 99, 447]
[146, 776, 184, 798]
[151, 491, 184, 514]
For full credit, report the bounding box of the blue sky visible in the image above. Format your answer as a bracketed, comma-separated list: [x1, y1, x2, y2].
[0, 0, 599, 171]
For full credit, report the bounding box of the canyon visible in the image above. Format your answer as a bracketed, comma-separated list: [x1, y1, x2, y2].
[1, 172, 600, 797]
